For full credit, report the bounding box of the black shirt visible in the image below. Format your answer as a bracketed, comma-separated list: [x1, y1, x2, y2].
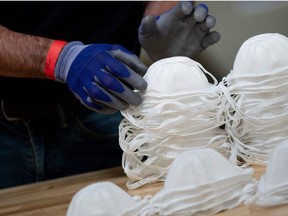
[0, 1, 145, 109]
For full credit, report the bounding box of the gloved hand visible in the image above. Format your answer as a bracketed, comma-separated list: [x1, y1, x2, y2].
[139, 1, 221, 61]
[44, 41, 148, 114]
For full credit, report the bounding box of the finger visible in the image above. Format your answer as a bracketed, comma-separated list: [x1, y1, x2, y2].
[98, 69, 125, 94]
[164, 1, 193, 23]
[173, 1, 193, 19]
[73, 87, 118, 114]
[199, 15, 216, 31]
[103, 52, 147, 92]
[86, 96, 119, 114]
[201, 31, 221, 49]
[139, 15, 156, 38]
[193, 3, 209, 22]
[98, 68, 143, 106]
[91, 67, 143, 106]
[112, 85, 143, 106]
[110, 49, 148, 77]
[122, 68, 147, 92]
[85, 80, 130, 110]
[85, 52, 145, 106]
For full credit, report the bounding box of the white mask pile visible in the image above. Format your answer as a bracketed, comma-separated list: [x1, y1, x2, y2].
[119, 57, 230, 189]
[66, 149, 255, 216]
[245, 140, 288, 207]
[222, 33, 288, 165]
[139, 148, 254, 216]
[67, 33, 288, 216]
[66, 146, 288, 215]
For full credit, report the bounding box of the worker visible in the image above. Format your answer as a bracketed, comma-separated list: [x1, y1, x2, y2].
[0, 1, 220, 189]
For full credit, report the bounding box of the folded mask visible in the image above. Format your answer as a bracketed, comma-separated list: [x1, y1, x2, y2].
[66, 182, 143, 216]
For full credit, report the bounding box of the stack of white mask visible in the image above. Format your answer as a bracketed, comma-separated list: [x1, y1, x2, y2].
[139, 148, 254, 216]
[119, 33, 288, 188]
[67, 148, 255, 216]
[222, 33, 288, 165]
[66, 143, 288, 216]
[245, 140, 288, 207]
[119, 57, 230, 189]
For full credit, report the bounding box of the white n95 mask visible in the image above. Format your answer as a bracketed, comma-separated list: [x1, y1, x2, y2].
[119, 56, 229, 189]
[232, 33, 288, 77]
[221, 33, 288, 165]
[66, 182, 144, 216]
[246, 140, 288, 207]
[139, 148, 254, 216]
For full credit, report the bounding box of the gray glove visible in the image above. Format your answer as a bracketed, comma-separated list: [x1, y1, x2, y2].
[139, 2, 221, 61]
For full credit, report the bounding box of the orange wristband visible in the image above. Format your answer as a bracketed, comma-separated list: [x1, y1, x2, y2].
[44, 40, 68, 80]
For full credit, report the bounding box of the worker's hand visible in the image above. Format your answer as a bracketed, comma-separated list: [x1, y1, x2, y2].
[139, 2, 221, 61]
[53, 42, 148, 114]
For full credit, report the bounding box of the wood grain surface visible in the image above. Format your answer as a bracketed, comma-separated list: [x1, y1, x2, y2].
[0, 165, 287, 216]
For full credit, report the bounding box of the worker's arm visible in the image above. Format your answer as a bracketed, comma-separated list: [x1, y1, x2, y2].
[0, 25, 148, 114]
[144, 1, 178, 16]
[0, 25, 49, 78]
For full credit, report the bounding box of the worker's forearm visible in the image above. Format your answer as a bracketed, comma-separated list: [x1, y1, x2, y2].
[144, 1, 178, 16]
[0, 25, 52, 78]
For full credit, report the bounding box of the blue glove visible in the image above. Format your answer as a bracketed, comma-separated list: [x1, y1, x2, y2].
[54, 42, 148, 114]
[139, 2, 221, 61]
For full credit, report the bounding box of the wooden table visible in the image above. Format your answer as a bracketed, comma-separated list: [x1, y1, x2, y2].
[0, 166, 288, 216]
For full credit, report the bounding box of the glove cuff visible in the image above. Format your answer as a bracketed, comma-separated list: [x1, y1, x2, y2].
[54, 41, 86, 83]
[44, 40, 68, 80]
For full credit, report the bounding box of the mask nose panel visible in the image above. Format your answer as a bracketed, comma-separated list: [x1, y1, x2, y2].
[232, 33, 288, 76]
[144, 56, 211, 95]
